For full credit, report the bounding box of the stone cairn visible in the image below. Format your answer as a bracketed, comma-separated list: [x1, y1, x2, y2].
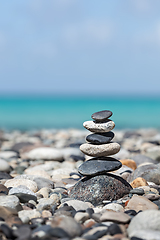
[68, 110, 132, 206]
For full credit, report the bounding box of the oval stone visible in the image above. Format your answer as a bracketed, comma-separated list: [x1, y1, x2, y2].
[91, 110, 113, 122]
[83, 120, 115, 133]
[68, 174, 132, 206]
[86, 132, 114, 144]
[78, 158, 122, 176]
[80, 142, 120, 157]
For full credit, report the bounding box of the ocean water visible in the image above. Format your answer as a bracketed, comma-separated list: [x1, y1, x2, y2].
[0, 95, 160, 130]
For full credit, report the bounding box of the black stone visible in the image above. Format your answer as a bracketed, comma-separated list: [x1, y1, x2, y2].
[107, 223, 122, 236]
[78, 157, 122, 176]
[48, 227, 70, 238]
[0, 172, 13, 180]
[13, 193, 37, 203]
[68, 173, 132, 206]
[91, 110, 113, 122]
[13, 225, 31, 240]
[86, 131, 114, 144]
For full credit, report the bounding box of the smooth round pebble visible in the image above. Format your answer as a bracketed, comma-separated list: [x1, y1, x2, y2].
[26, 147, 63, 161]
[0, 159, 11, 172]
[4, 179, 38, 193]
[80, 142, 120, 157]
[78, 158, 122, 176]
[86, 131, 114, 144]
[91, 110, 113, 122]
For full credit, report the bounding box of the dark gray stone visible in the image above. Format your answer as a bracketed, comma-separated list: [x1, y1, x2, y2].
[131, 154, 155, 166]
[11, 142, 33, 153]
[86, 132, 114, 144]
[91, 110, 113, 122]
[13, 193, 37, 203]
[78, 157, 122, 176]
[130, 188, 145, 195]
[131, 163, 160, 185]
[68, 174, 132, 206]
[0, 172, 13, 180]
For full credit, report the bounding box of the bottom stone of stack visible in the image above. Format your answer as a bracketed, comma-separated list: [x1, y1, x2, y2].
[68, 174, 132, 206]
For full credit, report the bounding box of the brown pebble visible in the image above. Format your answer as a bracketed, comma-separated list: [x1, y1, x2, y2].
[130, 177, 148, 188]
[0, 184, 9, 195]
[125, 195, 159, 211]
[120, 159, 137, 170]
[42, 210, 52, 218]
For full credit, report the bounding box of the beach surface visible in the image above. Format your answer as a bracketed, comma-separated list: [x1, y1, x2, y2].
[0, 128, 160, 239]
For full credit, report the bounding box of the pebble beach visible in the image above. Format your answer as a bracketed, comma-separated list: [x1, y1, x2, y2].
[0, 126, 160, 240]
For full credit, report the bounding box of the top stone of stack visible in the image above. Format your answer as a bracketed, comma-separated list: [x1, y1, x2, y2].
[83, 110, 115, 133]
[91, 110, 112, 122]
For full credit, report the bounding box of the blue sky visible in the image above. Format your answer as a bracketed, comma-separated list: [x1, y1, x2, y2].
[0, 0, 160, 95]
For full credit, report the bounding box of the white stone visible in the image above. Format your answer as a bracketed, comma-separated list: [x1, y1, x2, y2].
[26, 147, 63, 161]
[59, 200, 94, 211]
[18, 209, 41, 223]
[83, 120, 115, 133]
[127, 210, 160, 238]
[103, 203, 124, 212]
[80, 142, 120, 157]
[0, 195, 21, 211]
[4, 179, 38, 192]
[0, 159, 11, 172]
[0, 151, 18, 159]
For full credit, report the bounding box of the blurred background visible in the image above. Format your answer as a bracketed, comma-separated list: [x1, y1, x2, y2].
[0, 0, 160, 130]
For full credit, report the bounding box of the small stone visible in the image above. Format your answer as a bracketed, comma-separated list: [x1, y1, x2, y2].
[0, 151, 18, 160]
[83, 120, 115, 133]
[120, 159, 137, 170]
[127, 210, 160, 238]
[41, 210, 52, 218]
[74, 212, 90, 223]
[0, 206, 18, 220]
[4, 179, 38, 193]
[78, 158, 122, 176]
[0, 171, 12, 180]
[130, 188, 145, 195]
[91, 110, 113, 122]
[0, 195, 22, 211]
[131, 154, 154, 166]
[37, 198, 58, 211]
[0, 159, 11, 172]
[59, 199, 93, 211]
[130, 177, 148, 188]
[13, 225, 31, 240]
[82, 226, 108, 239]
[80, 142, 120, 157]
[49, 215, 82, 238]
[18, 209, 41, 223]
[103, 203, 124, 212]
[26, 147, 63, 161]
[68, 174, 132, 206]
[86, 132, 114, 144]
[0, 184, 9, 195]
[131, 163, 160, 185]
[100, 211, 130, 223]
[125, 195, 159, 211]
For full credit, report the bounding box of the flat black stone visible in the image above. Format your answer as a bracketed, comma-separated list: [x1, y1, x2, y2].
[68, 173, 132, 206]
[78, 157, 122, 176]
[86, 131, 114, 144]
[91, 110, 113, 122]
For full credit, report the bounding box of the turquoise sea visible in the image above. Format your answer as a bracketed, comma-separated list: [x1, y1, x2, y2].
[0, 95, 160, 130]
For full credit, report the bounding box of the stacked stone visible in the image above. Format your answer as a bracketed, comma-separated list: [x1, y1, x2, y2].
[68, 110, 132, 206]
[78, 110, 122, 176]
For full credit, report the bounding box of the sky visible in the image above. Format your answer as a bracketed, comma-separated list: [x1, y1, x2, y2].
[0, 0, 160, 96]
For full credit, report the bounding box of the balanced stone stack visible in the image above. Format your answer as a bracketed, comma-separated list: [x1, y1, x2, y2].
[68, 110, 132, 206]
